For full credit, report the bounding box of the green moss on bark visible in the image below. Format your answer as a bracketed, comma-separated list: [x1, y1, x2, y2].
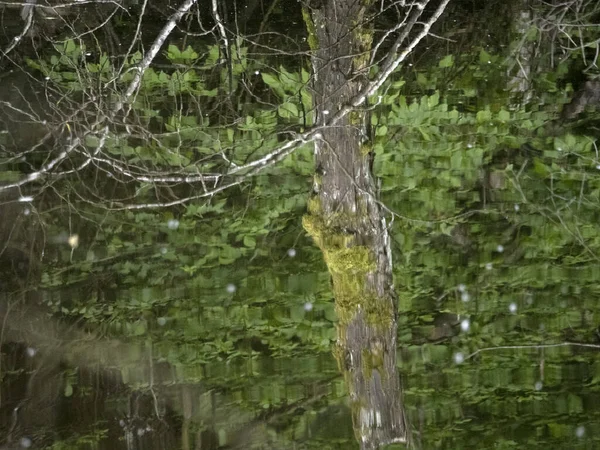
[302, 8, 319, 51]
[303, 199, 392, 327]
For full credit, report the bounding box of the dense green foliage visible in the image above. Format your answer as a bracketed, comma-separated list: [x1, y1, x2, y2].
[2, 1, 600, 448]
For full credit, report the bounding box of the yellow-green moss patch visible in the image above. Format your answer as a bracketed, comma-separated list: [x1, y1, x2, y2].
[301, 8, 319, 52]
[327, 246, 374, 273]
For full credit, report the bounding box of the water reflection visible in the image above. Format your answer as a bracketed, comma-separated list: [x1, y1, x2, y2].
[2, 199, 600, 449]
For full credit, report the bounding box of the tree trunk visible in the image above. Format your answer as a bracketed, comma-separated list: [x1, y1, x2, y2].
[303, 1, 406, 448]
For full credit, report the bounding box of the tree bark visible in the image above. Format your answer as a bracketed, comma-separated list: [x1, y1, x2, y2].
[303, 1, 406, 448]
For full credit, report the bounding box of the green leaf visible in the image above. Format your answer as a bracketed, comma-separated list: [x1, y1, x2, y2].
[439, 55, 454, 68]
[479, 49, 491, 64]
[261, 73, 285, 97]
[279, 66, 301, 93]
[301, 68, 310, 83]
[476, 109, 492, 123]
[243, 235, 257, 248]
[166, 44, 182, 61]
[205, 44, 220, 65]
[383, 92, 399, 105]
[498, 109, 510, 122]
[376, 125, 388, 137]
[451, 151, 463, 169]
[64, 39, 77, 56]
[278, 102, 299, 118]
[525, 26, 538, 42]
[427, 92, 440, 108]
[180, 45, 199, 61]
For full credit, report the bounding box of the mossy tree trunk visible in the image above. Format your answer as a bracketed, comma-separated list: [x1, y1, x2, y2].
[303, 1, 406, 448]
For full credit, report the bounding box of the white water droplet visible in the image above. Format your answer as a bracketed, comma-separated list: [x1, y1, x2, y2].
[167, 219, 179, 230]
[287, 248, 297, 257]
[460, 319, 470, 332]
[457, 284, 466, 292]
[461, 292, 470, 302]
[485, 263, 493, 270]
[454, 352, 464, 364]
[304, 302, 313, 311]
[26, 347, 36, 357]
[23, 208, 31, 216]
[160, 247, 167, 254]
[576, 426, 585, 438]
[496, 245, 504, 253]
[226, 283, 236, 293]
[157, 317, 167, 326]
[514, 204, 520, 211]
[68, 235, 79, 249]
[20, 437, 32, 448]
[509, 303, 517, 313]
[534, 381, 543, 391]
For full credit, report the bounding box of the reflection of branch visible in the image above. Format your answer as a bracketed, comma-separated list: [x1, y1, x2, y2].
[507, 165, 600, 262]
[466, 342, 600, 361]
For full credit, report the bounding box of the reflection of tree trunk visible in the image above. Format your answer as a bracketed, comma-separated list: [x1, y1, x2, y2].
[303, 1, 406, 448]
[508, 0, 534, 104]
[561, 80, 600, 120]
